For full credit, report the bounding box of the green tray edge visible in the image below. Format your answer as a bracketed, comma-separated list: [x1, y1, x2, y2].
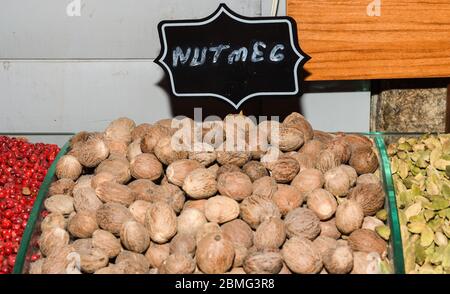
[12, 140, 71, 274]
[375, 136, 405, 274]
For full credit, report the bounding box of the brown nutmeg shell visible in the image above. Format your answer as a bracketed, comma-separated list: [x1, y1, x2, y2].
[145, 202, 177, 244]
[130, 153, 163, 181]
[243, 251, 283, 274]
[349, 146, 379, 175]
[284, 207, 321, 240]
[221, 219, 253, 249]
[348, 183, 385, 216]
[95, 181, 135, 207]
[67, 211, 98, 238]
[272, 184, 304, 216]
[268, 156, 300, 183]
[335, 200, 364, 234]
[281, 236, 322, 274]
[254, 217, 286, 250]
[217, 171, 253, 201]
[348, 229, 387, 257]
[242, 161, 268, 182]
[92, 229, 122, 259]
[95, 203, 134, 235]
[239, 195, 281, 229]
[196, 233, 235, 274]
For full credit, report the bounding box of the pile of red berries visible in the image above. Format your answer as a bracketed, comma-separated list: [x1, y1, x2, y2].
[0, 136, 60, 274]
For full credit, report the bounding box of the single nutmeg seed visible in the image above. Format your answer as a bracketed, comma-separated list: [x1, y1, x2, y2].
[204, 196, 240, 224]
[196, 233, 235, 274]
[284, 207, 321, 240]
[95, 181, 135, 207]
[183, 199, 207, 214]
[272, 184, 304, 216]
[348, 183, 385, 216]
[196, 222, 221, 245]
[92, 229, 122, 259]
[182, 168, 217, 199]
[319, 218, 341, 240]
[188, 142, 217, 166]
[323, 245, 354, 274]
[77, 136, 110, 168]
[349, 146, 379, 175]
[281, 236, 323, 274]
[105, 140, 128, 158]
[283, 112, 314, 141]
[306, 189, 337, 220]
[169, 233, 196, 256]
[72, 175, 93, 194]
[177, 208, 207, 236]
[356, 173, 381, 186]
[79, 248, 109, 274]
[335, 200, 364, 234]
[159, 253, 196, 274]
[252, 176, 278, 198]
[242, 161, 269, 182]
[67, 211, 99, 238]
[56, 155, 83, 180]
[95, 157, 131, 184]
[216, 164, 241, 178]
[313, 236, 338, 258]
[49, 179, 75, 196]
[41, 212, 66, 232]
[291, 169, 324, 199]
[131, 123, 153, 141]
[348, 229, 387, 257]
[130, 153, 163, 181]
[288, 152, 317, 172]
[96, 203, 134, 235]
[140, 125, 171, 153]
[154, 136, 188, 165]
[270, 126, 305, 152]
[91, 172, 117, 189]
[128, 200, 153, 224]
[115, 250, 150, 274]
[44, 194, 74, 215]
[254, 217, 286, 250]
[316, 150, 341, 174]
[38, 227, 70, 257]
[340, 165, 358, 187]
[127, 139, 143, 162]
[73, 187, 103, 213]
[243, 251, 284, 274]
[145, 243, 170, 268]
[239, 195, 281, 229]
[217, 172, 253, 201]
[268, 156, 300, 183]
[216, 142, 251, 167]
[221, 219, 253, 249]
[120, 221, 151, 253]
[104, 117, 136, 144]
[166, 159, 202, 187]
[325, 139, 352, 164]
[145, 202, 177, 244]
[324, 166, 351, 197]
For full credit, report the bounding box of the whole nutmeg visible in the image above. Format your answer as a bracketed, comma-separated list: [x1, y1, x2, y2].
[145, 202, 177, 244]
[325, 139, 352, 164]
[148, 182, 186, 213]
[44, 194, 74, 215]
[120, 221, 150, 253]
[216, 142, 251, 167]
[221, 219, 253, 249]
[268, 156, 300, 183]
[283, 112, 314, 141]
[49, 179, 75, 196]
[272, 184, 303, 216]
[324, 166, 351, 197]
[39, 227, 70, 257]
[41, 245, 79, 274]
[116, 250, 150, 274]
[351, 251, 381, 274]
[316, 149, 341, 173]
[77, 136, 110, 168]
[182, 168, 217, 199]
[177, 208, 207, 236]
[188, 142, 217, 166]
[205, 196, 240, 224]
[41, 212, 66, 232]
[291, 169, 324, 199]
[306, 189, 337, 220]
[104, 117, 135, 144]
[72, 175, 93, 194]
[91, 172, 117, 189]
[140, 124, 171, 153]
[356, 173, 381, 186]
[96, 203, 134, 235]
[73, 187, 103, 213]
[349, 146, 379, 175]
[299, 139, 325, 158]
[128, 179, 155, 200]
[340, 165, 358, 187]
[145, 242, 170, 268]
[130, 153, 163, 181]
[216, 164, 241, 178]
[154, 136, 188, 165]
[284, 207, 321, 240]
[243, 251, 283, 274]
[95, 182, 135, 207]
[252, 176, 278, 198]
[166, 159, 202, 187]
[92, 229, 122, 259]
[159, 253, 196, 274]
[105, 140, 128, 158]
[240, 195, 281, 229]
[335, 200, 364, 234]
[127, 139, 143, 162]
[217, 172, 253, 201]
[313, 130, 335, 144]
[348, 229, 387, 257]
[323, 245, 354, 274]
[313, 236, 338, 258]
[254, 217, 286, 250]
[242, 161, 268, 182]
[183, 199, 207, 213]
[131, 123, 153, 141]
[79, 248, 109, 274]
[67, 211, 99, 238]
[231, 245, 248, 268]
[56, 155, 83, 180]
[95, 157, 131, 184]
[319, 218, 341, 240]
[129, 200, 152, 225]
[348, 183, 385, 216]
[170, 234, 196, 256]
[362, 216, 384, 231]
[288, 152, 317, 172]
[281, 236, 322, 274]
[196, 233, 235, 274]
[340, 134, 373, 153]
[270, 126, 304, 152]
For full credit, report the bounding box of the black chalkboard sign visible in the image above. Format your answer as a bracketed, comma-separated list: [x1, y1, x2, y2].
[155, 4, 309, 109]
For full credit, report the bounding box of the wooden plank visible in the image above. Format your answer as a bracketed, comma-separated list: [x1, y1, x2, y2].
[287, 0, 450, 80]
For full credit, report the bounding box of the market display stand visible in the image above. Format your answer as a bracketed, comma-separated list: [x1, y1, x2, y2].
[287, 0, 450, 131]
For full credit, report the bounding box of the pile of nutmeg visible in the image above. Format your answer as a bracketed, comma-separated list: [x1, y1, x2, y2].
[29, 113, 390, 274]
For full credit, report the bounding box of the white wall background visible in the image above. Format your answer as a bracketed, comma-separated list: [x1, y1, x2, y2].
[0, 0, 370, 144]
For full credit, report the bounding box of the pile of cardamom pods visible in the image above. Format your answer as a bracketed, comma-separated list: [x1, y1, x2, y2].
[388, 134, 450, 274]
